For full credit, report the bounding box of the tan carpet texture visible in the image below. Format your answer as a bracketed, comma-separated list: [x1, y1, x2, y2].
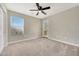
[1, 38, 79, 56]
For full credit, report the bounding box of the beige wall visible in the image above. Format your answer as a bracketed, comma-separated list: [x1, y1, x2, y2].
[8, 10, 41, 42]
[46, 6, 79, 45]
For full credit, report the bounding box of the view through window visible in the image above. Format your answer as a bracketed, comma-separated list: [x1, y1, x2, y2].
[10, 16, 24, 35]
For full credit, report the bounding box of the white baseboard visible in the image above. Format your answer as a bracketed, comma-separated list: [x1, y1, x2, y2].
[0, 46, 4, 55]
[8, 36, 41, 45]
[48, 37, 79, 47]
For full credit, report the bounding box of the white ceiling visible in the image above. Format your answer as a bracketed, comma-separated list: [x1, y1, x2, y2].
[5, 3, 79, 19]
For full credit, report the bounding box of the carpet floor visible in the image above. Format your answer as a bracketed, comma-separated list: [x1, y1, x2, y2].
[1, 38, 79, 56]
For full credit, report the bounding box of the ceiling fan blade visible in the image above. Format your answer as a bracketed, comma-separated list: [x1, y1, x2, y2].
[29, 9, 39, 11]
[42, 6, 50, 10]
[36, 3, 40, 7]
[36, 11, 39, 15]
[36, 3, 40, 10]
[41, 10, 47, 15]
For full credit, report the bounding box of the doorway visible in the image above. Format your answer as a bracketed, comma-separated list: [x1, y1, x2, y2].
[42, 19, 48, 38]
[0, 5, 4, 53]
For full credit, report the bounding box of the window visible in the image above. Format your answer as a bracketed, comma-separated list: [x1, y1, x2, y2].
[10, 16, 24, 35]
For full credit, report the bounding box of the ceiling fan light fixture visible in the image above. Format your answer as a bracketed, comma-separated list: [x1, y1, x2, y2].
[29, 3, 51, 15]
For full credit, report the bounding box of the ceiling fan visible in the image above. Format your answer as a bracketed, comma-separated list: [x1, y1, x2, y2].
[29, 3, 51, 15]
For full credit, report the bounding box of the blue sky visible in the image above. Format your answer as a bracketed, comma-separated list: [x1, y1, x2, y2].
[10, 16, 24, 27]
